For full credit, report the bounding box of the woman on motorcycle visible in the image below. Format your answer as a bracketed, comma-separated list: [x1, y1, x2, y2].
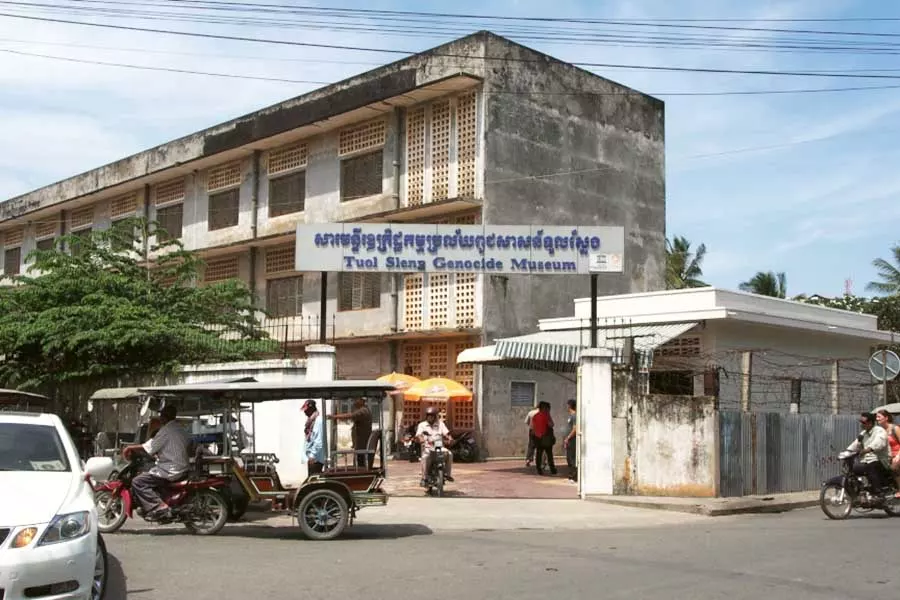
[876, 409, 900, 498]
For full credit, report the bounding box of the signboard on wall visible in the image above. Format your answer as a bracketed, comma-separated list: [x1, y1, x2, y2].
[295, 223, 625, 275]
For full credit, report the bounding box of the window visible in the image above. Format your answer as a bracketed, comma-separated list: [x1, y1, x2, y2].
[36, 238, 56, 252]
[510, 381, 536, 408]
[109, 219, 135, 253]
[340, 150, 383, 202]
[338, 272, 380, 311]
[649, 371, 694, 396]
[266, 276, 303, 318]
[0, 423, 70, 472]
[156, 204, 183, 241]
[208, 188, 240, 231]
[69, 228, 92, 257]
[202, 255, 240, 284]
[269, 171, 305, 217]
[3, 246, 21, 276]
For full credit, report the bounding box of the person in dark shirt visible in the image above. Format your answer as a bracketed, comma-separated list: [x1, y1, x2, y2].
[563, 399, 577, 482]
[329, 398, 374, 468]
[531, 401, 557, 476]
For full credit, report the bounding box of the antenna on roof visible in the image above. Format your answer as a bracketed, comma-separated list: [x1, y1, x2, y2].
[844, 277, 853, 296]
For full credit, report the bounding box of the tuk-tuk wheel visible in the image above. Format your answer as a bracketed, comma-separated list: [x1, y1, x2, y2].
[297, 489, 349, 541]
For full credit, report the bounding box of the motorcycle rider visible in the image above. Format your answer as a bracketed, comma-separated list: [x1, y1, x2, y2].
[416, 407, 454, 486]
[122, 404, 191, 519]
[847, 412, 893, 494]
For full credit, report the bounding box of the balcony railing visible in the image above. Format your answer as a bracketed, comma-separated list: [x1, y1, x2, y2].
[197, 314, 337, 359]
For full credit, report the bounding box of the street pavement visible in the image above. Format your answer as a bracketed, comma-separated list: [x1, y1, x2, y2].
[102, 501, 898, 600]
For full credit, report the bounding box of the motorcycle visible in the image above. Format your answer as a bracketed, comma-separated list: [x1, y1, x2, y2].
[92, 447, 232, 535]
[819, 446, 900, 520]
[401, 425, 479, 463]
[422, 433, 449, 497]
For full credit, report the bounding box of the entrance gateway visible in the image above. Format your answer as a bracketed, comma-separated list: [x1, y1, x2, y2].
[295, 222, 626, 496]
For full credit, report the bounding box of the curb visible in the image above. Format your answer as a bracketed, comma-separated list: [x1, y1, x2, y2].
[586, 496, 819, 517]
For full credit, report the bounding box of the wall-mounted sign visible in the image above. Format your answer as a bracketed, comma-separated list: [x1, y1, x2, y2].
[0, 196, 42, 221]
[295, 223, 625, 275]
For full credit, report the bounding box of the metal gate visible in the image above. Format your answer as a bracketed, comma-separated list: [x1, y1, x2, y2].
[718, 411, 860, 497]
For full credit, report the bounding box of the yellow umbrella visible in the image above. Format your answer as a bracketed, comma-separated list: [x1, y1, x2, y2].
[403, 377, 473, 402]
[377, 372, 421, 395]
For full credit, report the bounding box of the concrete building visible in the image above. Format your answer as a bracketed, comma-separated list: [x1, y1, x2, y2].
[0, 31, 666, 455]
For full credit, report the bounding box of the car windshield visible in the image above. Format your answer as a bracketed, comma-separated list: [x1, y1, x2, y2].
[0, 422, 71, 472]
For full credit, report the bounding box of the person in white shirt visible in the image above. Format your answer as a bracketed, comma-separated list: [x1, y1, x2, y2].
[123, 404, 192, 519]
[416, 407, 454, 485]
[847, 412, 893, 493]
[524, 406, 539, 467]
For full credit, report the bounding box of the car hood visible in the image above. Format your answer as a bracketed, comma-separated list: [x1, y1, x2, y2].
[0, 472, 79, 526]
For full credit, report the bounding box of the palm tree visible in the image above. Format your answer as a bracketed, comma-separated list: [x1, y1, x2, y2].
[739, 271, 787, 299]
[867, 243, 900, 295]
[666, 235, 708, 289]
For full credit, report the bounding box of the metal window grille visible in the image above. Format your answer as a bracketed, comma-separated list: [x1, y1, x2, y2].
[3, 246, 21, 275]
[338, 272, 380, 311]
[208, 188, 240, 230]
[156, 204, 183, 241]
[265, 244, 295, 274]
[456, 92, 478, 198]
[155, 178, 186, 206]
[2, 227, 24, 247]
[267, 142, 308, 176]
[207, 161, 242, 193]
[71, 206, 94, 231]
[268, 170, 305, 217]
[428, 343, 450, 378]
[339, 119, 386, 156]
[340, 150, 383, 201]
[203, 255, 240, 283]
[266, 276, 303, 318]
[403, 274, 424, 330]
[406, 106, 426, 206]
[109, 192, 138, 219]
[35, 220, 58, 239]
[403, 344, 424, 379]
[430, 100, 452, 202]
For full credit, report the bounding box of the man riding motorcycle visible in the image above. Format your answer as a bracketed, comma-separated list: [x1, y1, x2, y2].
[121, 404, 191, 519]
[416, 407, 454, 486]
[847, 411, 893, 495]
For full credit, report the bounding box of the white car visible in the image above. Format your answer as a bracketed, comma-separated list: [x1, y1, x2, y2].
[0, 411, 109, 600]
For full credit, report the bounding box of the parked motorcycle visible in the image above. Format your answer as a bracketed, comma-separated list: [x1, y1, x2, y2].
[422, 433, 448, 497]
[92, 448, 232, 535]
[819, 446, 900, 520]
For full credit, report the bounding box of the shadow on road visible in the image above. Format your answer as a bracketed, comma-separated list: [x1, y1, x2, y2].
[114, 522, 433, 541]
[105, 549, 154, 600]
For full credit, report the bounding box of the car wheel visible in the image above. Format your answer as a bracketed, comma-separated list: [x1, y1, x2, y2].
[92, 534, 109, 600]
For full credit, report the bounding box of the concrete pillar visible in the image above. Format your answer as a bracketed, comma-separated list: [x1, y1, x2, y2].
[277, 344, 336, 486]
[740, 351, 753, 412]
[830, 361, 840, 415]
[578, 348, 615, 498]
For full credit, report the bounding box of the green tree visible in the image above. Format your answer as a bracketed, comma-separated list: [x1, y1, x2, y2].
[738, 271, 787, 299]
[867, 243, 900, 296]
[666, 235, 708, 289]
[0, 218, 276, 403]
[799, 293, 900, 333]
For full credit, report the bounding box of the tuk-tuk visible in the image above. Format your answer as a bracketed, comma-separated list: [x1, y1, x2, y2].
[0, 388, 51, 413]
[136, 379, 396, 540]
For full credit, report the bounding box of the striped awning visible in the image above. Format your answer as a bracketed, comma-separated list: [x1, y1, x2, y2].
[457, 322, 699, 373]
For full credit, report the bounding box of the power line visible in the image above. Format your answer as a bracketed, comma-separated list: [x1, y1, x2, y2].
[5, 45, 900, 96]
[6, 12, 900, 80]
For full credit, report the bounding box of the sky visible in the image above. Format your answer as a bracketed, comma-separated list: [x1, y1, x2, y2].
[0, 0, 898, 297]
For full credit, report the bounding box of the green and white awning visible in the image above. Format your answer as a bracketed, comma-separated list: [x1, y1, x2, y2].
[456, 322, 699, 373]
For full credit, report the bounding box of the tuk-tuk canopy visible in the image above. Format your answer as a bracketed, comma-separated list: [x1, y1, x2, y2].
[0, 388, 50, 411]
[138, 380, 397, 404]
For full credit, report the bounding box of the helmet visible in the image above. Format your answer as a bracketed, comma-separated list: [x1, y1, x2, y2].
[425, 407, 439, 416]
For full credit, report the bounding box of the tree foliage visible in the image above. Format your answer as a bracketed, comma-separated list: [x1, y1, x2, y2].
[738, 271, 787, 299]
[665, 235, 708, 289]
[798, 293, 900, 334]
[867, 243, 900, 295]
[0, 218, 276, 396]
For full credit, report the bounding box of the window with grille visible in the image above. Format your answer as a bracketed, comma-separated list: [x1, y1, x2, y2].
[403, 274, 424, 330]
[455, 273, 477, 328]
[268, 171, 305, 217]
[207, 162, 242, 193]
[156, 204, 183, 241]
[265, 244, 295, 275]
[3, 246, 21, 275]
[71, 206, 94, 231]
[36, 238, 56, 252]
[341, 150, 383, 202]
[338, 272, 380, 311]
[267, 142, 307, 176]
[208, 188, 240, 231]
[339, 119, 386, 156]
[35, 220, 57, 239]
[457, 91, 478, 198]
[431, 100, 452, 202]
[3, 228, 24, 247]
[406, 107, 426, 206]
[69, 228, 92, 257]
[510, 381, 536, 408]
[428, 274, 450, 329]
[110, 192, 138, 219]
[203, 255, 240, 283]
[403, 344, 424, 378]
[266, 276, 303, 318]
[155, 178, 186, 206]
[428, 343, 449, 378]
[109, 218, 136, 253]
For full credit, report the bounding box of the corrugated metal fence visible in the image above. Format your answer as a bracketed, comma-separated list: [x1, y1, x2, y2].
[718, 411, 860, 497]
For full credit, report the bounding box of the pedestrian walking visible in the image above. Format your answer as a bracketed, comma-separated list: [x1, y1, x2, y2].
[563, 399, 577, 482]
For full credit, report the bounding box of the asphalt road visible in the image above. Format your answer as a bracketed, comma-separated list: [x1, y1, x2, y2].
[103, 506, 897, 600]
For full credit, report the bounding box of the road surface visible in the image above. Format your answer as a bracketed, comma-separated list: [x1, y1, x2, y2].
[102, 505, 894, 600]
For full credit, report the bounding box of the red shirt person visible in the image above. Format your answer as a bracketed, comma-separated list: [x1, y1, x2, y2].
[530, 402, 558, 476]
